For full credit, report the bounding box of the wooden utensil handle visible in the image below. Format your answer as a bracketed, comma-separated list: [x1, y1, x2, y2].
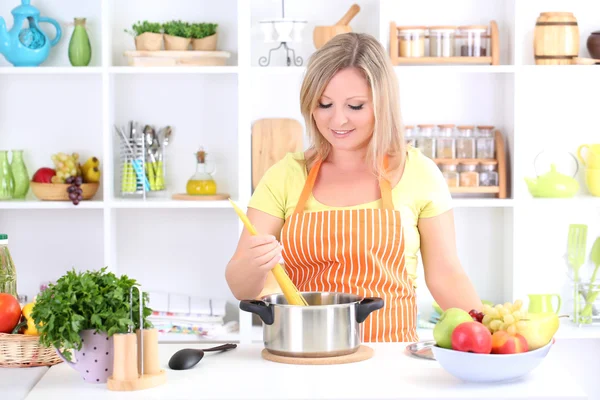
[336, 4, 360, 26]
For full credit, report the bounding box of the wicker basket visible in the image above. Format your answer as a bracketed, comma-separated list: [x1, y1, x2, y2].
[0, 333, 62, 368]
[30, 182, 99, 201]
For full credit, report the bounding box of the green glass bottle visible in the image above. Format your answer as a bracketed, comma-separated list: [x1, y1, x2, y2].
[0, 151, 14, 200]
[10, 150, 29, 199]
[69, 18, 92, 67]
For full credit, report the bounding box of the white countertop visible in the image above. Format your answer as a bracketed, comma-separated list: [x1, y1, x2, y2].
[1, 366, 47, 400]
[22, 342, 587, 400]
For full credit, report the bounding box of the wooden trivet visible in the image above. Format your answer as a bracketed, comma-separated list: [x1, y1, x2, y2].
[261, 345, 373, 365]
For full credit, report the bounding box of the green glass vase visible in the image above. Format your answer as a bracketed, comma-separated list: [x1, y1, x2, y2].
[69, 18, 92, 67]
[0, 151, 14, 200]
[10, 150, 29, 199]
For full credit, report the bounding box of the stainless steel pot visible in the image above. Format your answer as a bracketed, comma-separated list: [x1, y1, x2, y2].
[239, 292, 384, 357]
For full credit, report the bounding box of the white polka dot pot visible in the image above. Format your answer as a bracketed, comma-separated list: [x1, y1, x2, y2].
[55, 329, 115, 383]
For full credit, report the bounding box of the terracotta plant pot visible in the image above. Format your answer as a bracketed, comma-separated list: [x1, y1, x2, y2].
[164, 34, 191, 51]
[587, 31, 600, 59]
[192, 33, 218, 51]
[134, 32, 163, 51]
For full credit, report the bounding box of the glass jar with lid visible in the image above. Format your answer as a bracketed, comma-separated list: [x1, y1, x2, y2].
[436, 124, 455, 159]
[398, 27, 427, 57]
[429, 26, 457, 57]
[405, 125, 416, 147]
[455, 125, 476, 159]
[457, 25, 489, 57]
[416, 124, 435, 158]
[439, 162, 459, 187]
[476, 125, 495, 159]
[458, 161, 479, 187]
[479, 161, 499, 186]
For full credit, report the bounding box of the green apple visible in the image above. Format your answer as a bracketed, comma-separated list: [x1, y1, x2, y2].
[433, 308, 473, 349]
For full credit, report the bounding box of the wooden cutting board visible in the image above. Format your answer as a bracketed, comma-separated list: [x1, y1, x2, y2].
[251, 118, 303, 190]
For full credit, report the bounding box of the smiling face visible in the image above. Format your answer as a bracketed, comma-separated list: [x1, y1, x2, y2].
[312, 67, 375, 153]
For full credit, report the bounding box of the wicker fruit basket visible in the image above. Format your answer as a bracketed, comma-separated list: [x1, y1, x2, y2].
[0, 333, 62, 368]
[30, 182, 99, 201]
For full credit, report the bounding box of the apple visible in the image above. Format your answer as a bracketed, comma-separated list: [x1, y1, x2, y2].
[32, 168, 56, 183]
[491, 330, 528, 354]
[433, 307, 474, 349]
[451, 321, 492, 354]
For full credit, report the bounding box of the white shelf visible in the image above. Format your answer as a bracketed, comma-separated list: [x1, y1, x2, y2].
[109, 199, 233, 209]
[394, 65, 516, 73]
[0, 200, 105, 209]
[108, 66, 239, 74]
[0, 67, 103, 75]
[452, 199, 515, 208]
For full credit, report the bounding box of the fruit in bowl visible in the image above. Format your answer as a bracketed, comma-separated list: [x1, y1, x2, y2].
[430, 300, 560, 382]
[432, 308, 473, 349]
[30, 153, 101, 206]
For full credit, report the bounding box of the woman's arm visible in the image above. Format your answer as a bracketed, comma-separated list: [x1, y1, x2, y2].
[225, 207, 285, 300]
[419, 209, 484, 312]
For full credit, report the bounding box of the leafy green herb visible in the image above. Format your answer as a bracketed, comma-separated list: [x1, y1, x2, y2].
[162, 20, 193, 38]
[190, 23, 218, 39]
[31, 267, 152, 361]
[124, 20, 162, 36]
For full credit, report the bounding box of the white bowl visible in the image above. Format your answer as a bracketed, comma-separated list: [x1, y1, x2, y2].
[431, 339, 554, 383]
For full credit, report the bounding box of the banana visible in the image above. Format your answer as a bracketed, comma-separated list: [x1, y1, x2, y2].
[84, 166, 101, 183]
[82, 157, 100, 175]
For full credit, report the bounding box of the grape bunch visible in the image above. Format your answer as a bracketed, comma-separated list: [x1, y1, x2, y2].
[65, 176, 84, 206]
[50, 152, 79, 183]
[481, 300, 527, 335]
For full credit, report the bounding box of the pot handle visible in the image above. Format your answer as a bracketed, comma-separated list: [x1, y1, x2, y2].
[239, 300, 274, 325]
[356, 297, 384, 323]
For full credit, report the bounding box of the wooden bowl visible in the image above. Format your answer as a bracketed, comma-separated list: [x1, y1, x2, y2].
[30, 182, 99, 201]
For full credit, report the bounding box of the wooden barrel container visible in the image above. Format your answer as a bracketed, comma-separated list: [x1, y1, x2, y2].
[534, 12, 579, 65]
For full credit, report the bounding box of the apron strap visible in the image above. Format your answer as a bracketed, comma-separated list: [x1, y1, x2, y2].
[293, 155, 395, 214]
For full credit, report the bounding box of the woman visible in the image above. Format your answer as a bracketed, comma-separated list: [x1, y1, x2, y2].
[226, 33, 482, 342]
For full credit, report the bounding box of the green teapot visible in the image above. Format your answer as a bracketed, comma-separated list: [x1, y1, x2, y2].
[525, 152, 579, 198]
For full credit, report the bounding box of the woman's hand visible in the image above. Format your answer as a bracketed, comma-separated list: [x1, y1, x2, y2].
[225, 208, 285, 300]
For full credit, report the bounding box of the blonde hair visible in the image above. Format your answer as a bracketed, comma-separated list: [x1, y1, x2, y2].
[299, 32, 405, 178]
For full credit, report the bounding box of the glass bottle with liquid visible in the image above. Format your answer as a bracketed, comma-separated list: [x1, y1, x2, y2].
[0, 234, 17, 297]
[186, 148, 217, 195]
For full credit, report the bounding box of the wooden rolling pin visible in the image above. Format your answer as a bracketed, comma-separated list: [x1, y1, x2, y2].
[228, 198, 308, 306]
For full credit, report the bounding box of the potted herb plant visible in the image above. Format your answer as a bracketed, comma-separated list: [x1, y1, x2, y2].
[31, 267, 152, 383]
[125, 20, 163, 51]
[191, 23, 219, 51]
[162, 20, 192, 50]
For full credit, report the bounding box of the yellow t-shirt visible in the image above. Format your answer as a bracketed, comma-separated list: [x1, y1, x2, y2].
[248, 146, 453, 284]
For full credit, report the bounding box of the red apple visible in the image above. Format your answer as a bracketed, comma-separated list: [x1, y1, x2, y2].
[451, 321, 492, 354]
[32, 168, 56, 183]
[491, 330, 528, 354]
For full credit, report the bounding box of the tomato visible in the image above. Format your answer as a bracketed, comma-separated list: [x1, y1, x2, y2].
[0, 293, 21, 333]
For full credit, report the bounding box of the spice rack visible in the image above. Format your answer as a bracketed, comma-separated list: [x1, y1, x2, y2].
[407, 126, 507, 199]
[389, 21, 500, 65]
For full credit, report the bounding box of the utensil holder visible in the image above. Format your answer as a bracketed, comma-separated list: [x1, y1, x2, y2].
[570, 281, 600, 326]
[107, 286, 167, 392]
[118, 135, 167, 200]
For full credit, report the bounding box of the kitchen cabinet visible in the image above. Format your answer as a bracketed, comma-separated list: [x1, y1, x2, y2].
[0, 0, 599, 345]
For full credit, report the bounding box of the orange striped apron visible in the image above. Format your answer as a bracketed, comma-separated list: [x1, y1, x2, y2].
[280, 157, 418, 342]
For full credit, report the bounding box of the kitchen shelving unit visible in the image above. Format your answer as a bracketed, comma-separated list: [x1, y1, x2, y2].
[0, 0, 599, 343]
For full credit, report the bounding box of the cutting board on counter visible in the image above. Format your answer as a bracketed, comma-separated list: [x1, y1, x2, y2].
[251, 118, 303, 190]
